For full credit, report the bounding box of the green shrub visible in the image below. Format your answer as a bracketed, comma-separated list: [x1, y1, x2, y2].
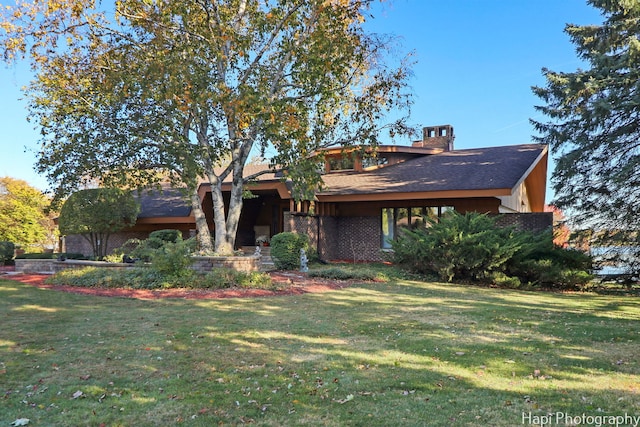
[114, 229, 186, 263]
[45, 266, 273, 290]
[148, 238, 196, 277]
[197, 268, 273, 289]
[270, 232, 310, 270]
[149, 229, 183, 244]
[0, 241, 15, 265]
[392, 212, 523, 282]
[391, 211, 593, 289]
[103, 253, 127, 263]
[46, 267, 165, 289]
[507, 231, 593, 289]
[487, 271, 522, 288]
[307, 267, 387, 281]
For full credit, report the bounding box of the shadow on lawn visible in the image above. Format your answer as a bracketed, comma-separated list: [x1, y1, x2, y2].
[1, 277, 638, 426]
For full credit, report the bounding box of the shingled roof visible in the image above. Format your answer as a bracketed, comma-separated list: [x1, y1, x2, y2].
[132, 143, 547, 219]
[318, 143, 547, 197]
[136, 188, 191, 218]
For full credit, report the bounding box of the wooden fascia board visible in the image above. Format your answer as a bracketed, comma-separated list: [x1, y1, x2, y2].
[511, 146, 548, 212]
[197, 183, 210, 201]
[511, 145, 549, 191]
[524, 153, 548, 212]
[199, 180, 292, 199]
[240, 181, 292, 199]
[316, 188, 512, 203]
[198, 181, 291, 202]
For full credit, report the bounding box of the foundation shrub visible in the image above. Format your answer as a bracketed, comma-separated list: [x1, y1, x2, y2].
[270, 232, 309, 270]
[148, 229, 183, 244]
[391, 212, 593, 289]
[148, 238, 196, 277]
[506, 232, 593, 289]
[391, 212, 523, 282]
[112, 229, 185, 263]
[110, 230, 195, 277]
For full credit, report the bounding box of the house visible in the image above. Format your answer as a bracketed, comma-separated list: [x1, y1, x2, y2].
[63, 125, 552, 261]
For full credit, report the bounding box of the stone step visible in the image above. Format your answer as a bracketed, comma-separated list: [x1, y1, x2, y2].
[241, 246, 275, 271]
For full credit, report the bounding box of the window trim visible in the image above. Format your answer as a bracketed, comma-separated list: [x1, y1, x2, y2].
[381, 206, 454, 249]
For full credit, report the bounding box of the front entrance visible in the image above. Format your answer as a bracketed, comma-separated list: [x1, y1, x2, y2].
[234, 191, 289, 247]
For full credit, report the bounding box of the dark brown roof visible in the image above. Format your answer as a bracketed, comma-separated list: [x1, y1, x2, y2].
[136, 188, 191, 218]
[318, 144, 547, 196]
[133, 144, 547, 218]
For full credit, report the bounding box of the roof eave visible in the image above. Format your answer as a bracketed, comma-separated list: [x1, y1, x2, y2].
[316, 188, 513, 203]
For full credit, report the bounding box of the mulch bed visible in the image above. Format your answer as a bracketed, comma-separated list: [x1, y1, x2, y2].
[0, 267, 354, 300]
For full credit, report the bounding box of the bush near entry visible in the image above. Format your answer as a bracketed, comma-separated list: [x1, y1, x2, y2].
[391, 212, 592, 289]
[270, 232, 310, 270]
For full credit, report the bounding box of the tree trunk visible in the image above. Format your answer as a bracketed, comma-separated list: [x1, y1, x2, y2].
[223, 164, 245, 253]
[190, 187, 213, 253]
[209, 177, 235, 255]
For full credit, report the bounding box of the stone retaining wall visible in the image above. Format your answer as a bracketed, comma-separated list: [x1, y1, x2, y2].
[14, 259, 140, 274]
[14, 259, 58, 274]
[52, 260, 138, 273]
[191, 255, 261, 273]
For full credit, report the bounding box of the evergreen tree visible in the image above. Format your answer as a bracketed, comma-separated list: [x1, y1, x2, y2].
[532, 0, 640, 273]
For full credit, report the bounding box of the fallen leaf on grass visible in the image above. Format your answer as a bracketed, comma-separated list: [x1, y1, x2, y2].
[333, 394, 354, 404]
[10, 419, 30, 426]
[72, 390, 84, 399]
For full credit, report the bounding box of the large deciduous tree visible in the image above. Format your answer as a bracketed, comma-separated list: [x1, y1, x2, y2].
[532, 0, 640, 272]
[58, 188, 140, 259]
[0, 177, 55, 250]
[0, 0, 413, 255]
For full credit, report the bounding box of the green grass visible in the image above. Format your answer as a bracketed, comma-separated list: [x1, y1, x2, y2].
[1, 270, 639, 426]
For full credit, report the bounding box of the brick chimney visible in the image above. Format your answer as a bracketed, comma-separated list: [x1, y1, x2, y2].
[412, 124, 454, 151]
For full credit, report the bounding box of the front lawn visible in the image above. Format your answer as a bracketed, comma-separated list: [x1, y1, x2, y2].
[1, 271, 638, 426]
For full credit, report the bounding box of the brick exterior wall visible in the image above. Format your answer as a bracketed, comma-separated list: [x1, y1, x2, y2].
[286, 213, 384, 262]
[318, 216, 338, 261]
[492, 212, 553, 234]
[286, 211, 553, 262]
[335, 216, 384, 262]
[284, 213, 342, 261]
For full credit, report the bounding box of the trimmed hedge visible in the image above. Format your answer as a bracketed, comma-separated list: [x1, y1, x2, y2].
[270, 232, 309, 270]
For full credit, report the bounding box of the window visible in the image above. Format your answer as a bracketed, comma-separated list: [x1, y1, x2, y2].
[381, 206, 454, 249]
[328, 154, 355, 171]
[362, 155, 389, 169]
[381, 208, 395, 249]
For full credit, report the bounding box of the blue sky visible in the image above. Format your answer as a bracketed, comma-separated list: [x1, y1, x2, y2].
[0, 0, 603, 201]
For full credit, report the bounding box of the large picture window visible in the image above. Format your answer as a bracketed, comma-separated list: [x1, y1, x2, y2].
[381, 206, 454, 249]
